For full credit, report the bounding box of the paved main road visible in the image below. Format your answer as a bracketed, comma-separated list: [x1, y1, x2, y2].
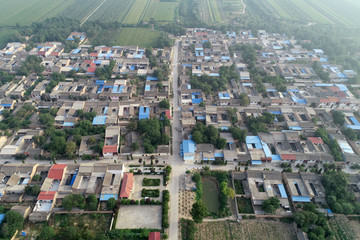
[168, 39, 182, 240]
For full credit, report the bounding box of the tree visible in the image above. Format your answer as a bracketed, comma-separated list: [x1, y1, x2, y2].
[37, 226, 56, 240]
[192, 131, 203, 144]
[159, 99, 170, 109]
[86, 194, 98, 211]
[39, 113, 54, 126]
[131, 142, 139, 151]
[262, 197, 280, 214]
[25, 185, 41, 196]
[199, 101, 205, 107]
[62, 194, 85, 211]
[65, 141, 77, 157]
[0, 211, 24, 239]
[239, 93, 250, 106]
[191, 200, 208, 223]
[332, 110, 345, 125]
[343, 128, 357, 141]
[88, 137, 96, 145]
[216, 138, 227, 149]
[230, 127, 247, 142]
[107, 197, 117, 211]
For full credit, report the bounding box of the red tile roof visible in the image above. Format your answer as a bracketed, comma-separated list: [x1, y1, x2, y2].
[165, 110, 172, 120]
[195, 32, 208, 36]
[320, 97, 339, 103]
[120, 173, 134, 198]
[281, 154, 296, 160]
[308, 137, 324, 145]
[148, 232, 160, 240]
[103, 145, 118, 154]
[87, 67, 97, 73]
[90, 53, 98, 57]
[48, 164, 66, 180]
[38, 191, 56, 201]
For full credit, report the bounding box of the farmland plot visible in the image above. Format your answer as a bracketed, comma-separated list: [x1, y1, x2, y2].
[143, 1, 178, 22]
[194, 220, 297, 240]
[123, 0, 151, 24]
[199, 0, 223, 23]
[59, 0, 101, 21]
[0, 0, 76, 26]
[87, 0, 135, 22]
[328, 215, 360, 240]
[116, 28, 163, 47]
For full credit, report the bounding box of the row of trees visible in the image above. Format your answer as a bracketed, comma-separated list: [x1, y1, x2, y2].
[315, 128, 343, 162]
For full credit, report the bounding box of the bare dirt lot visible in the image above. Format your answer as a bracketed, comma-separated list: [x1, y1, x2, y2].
[193, 220, 297, 240]
[115, 205, 162, 229]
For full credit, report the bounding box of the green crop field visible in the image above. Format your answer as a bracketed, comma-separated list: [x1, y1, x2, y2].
[245, 0, 360, 26]
[143, 1, 178, 22]
[86, 0, 136, 23]
[221, 0, 245, 18]
[0, 0, 76, 26]
[199, 0, 223, 23]
[123, 0, 151, 24]
[116, 28, 163, 47]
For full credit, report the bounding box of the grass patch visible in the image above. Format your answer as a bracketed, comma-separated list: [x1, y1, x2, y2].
[142, 189, 160, 198]
[116, 28, 163, 48]
[0, 28, 16, 48]
[236, 197, 253, 214]
[142, 178, 161, 186]
[234, 180, 244, 194]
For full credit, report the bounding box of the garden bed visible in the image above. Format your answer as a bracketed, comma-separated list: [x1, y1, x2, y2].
[142, 178, 160, 186]
[142, 189, 160, 198]
[234, 180, 244, 194]
[236, 197, 253, 214]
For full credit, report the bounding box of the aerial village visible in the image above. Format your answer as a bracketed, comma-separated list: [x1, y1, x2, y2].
[0, 28, 359, 239]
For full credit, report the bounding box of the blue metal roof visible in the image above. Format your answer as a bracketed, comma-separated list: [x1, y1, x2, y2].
[100, 194, 118, 201]
[145, 85, 151, 91]
[349, 116, 360, 126]
[0, 214, 5, 225]
[252, 160, 262, 165]
[196, 116, 205, 120]
[214, 152, 224, 158]
[246, 136, 262, 149]
[289, 126, 302, 131]
[95, 80, 105, 85]
[269, 111, 281, 115]
[139, 107, 150, 120]
[63, 122, 75, 127]
[92, 116, 107, 125]
[292, 196, 311, 202]
[182, 140, 196, 154]
[278, 184, 288, 198]
[70, 173, 78, 186]
[192, 98, 203, 104]
[146, 76, 158, 81]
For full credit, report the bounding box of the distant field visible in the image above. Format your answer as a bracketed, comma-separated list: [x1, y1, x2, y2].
[123, 0, 151, 24]
[199, 0, 223, 23]
[116, 28, 163, 47]
[221, 0, 245, 17]
[0, 0, 76, 26]
[245, 0, 360, 26]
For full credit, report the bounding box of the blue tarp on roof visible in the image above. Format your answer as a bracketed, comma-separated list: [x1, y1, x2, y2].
[146, 76, 158, 81]
[292, 196, 311, 202]
[139, 107, 150, 120]
[320, 58, 328, 62]
[221, 126, 229, 130]
[73, 49, 81, 54]
[267, 89, 277, 92]
[327, 209, 333, 214]
[112, 85, 124, 93]
[196, 116, 205, 120]
[289, 126, 302, 131]
[70, 173, 77, 186]
[92, 116, 107, 125]
[192, 98, 203, 104]
[262, 142, 272, 157]
[221, 56, 230, 60]
[335, 84, 348, 92]
[242, 83, 253, 87]
[278, 184, 288, 198]
[145, 85, 151, 91]
[63, 122, 75, 127]
[182, 64, 192, 67]
[97, 85, 104, 94]
[1, 104, 12, 107]
[252, 160, 262, 165]
[349, 116, 360, 126]
[100, 194, 118, 201]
